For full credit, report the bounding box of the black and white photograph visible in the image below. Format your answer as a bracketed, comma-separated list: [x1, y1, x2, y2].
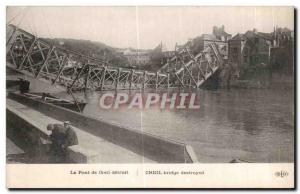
[5, 6, 295, 188]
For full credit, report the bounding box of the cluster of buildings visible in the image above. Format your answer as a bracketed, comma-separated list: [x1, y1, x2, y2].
[116, 25, 294, 74]
[116, 48, 151, 67]
[115, 43, 171, 68]
[189, 25, 293, 72]
[228, 27, 293, 71]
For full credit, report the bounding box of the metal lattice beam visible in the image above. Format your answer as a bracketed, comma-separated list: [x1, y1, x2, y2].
[6, 24, 224, 92]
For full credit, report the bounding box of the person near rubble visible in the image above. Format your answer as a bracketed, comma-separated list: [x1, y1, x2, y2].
[46, 121, 78, 162]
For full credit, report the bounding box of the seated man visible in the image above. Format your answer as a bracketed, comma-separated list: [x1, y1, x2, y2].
[46, 121, 78, 162]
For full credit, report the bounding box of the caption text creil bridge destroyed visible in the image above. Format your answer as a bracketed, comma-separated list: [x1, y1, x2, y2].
[98, 93, 200, 110]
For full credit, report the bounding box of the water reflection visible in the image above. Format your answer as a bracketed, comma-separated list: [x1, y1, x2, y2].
[74, 88, 293, 163]
[26, 76, 293, 163]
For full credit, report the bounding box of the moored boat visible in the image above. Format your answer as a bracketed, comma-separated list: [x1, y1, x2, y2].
[23, 92, 87, 112]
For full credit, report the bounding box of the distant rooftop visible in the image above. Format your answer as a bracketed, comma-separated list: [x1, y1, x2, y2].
[230, 33, 246, 41]
[230, 30, 273, 41]
[203, 34, 220, 41]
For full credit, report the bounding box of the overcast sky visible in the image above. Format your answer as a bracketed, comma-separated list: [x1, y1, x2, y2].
[7, 6, 294, 50]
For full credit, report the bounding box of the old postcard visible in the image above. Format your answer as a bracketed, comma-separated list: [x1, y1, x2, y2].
[6, 6, 295, 188]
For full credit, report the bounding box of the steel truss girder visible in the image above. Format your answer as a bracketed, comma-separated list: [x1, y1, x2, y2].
[159, 42, 223, 88]
[6, 24, 224, 92]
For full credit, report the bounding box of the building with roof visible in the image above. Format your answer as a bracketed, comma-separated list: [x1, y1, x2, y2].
[190, 26, 232, 60]
[228, 29, 273, 68]
[213, 25, 232, 42]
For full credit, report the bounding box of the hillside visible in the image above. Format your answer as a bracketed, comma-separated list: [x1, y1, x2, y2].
[41, 38, 171, 71]
[42, 38, 130, 67]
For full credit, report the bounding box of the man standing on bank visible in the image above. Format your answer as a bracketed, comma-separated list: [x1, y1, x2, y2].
[46, 121, 78, 162]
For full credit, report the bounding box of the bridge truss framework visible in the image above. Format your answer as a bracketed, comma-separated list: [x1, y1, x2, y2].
[6, 24, 224, 92]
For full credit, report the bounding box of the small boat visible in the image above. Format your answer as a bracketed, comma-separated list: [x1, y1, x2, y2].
[23, 92, 87, 113]
[7, 78, 30, 93]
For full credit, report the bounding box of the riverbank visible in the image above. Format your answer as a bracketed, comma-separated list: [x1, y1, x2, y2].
[6, 66, 294, 163]
[214, 63, 294, 90]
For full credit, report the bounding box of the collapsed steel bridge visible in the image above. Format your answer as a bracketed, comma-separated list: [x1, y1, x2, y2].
[6, 24, 224, 91]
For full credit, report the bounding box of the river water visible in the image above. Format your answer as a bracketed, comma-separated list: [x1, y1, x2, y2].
[8, 70, 294, 163]
[66, 88, 294, 163]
